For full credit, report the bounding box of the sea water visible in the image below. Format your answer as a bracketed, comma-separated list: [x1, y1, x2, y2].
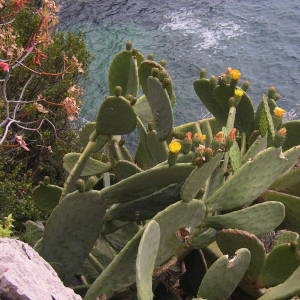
[57, 0, 300, 125]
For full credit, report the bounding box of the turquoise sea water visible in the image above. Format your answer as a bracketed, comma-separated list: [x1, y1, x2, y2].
[57, 0, 300, 125]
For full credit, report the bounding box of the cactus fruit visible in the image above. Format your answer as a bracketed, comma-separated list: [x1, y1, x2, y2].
[197, 248, 251, 300]
[63, 153, 110, 176]
[136, 220, 160, 300]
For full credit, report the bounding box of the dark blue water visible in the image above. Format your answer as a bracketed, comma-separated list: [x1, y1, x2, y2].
[58, 0, 300, 125]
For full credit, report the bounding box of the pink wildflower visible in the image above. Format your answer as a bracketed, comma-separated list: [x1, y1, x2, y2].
[15, 135, 30, 151]
[62, 97, 80, 121]
[0, 61, 9, 72]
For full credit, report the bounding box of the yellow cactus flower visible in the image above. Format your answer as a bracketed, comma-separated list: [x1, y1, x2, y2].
[273, 107, 286, 118]
[168, 140, 182, 153]
[231, 69, 241, 80]
[234, 88, 244, 98]
[194, 133, 206, 142]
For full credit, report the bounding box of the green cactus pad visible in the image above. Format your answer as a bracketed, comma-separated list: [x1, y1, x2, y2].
[258, 243, 300, 287]
[255, 96, 275, 141]
[79, 122, 96, 147]
[229, 141, 242, 172]
[193, 79, 255, 134]
[40, 190, 106, 283]
[104, 183, 181, 221]
[133, 95, 153, 124]
[257, 265, 300, 300]
[139, 59, 176, 105]
[101, 163, 194, 205]
[181, 153, 223, 202]
[282, 121, 300, 151]
[271, 168, 300, 197]
[216, 229, 266, 282]
[274, 230, 299, 247]
[206, 146, 300, 211]
[96, 95, 137, 135]
[85, 200, 206, 300]
[23, 221, 45, 247]
[145, 76, 173, 140]
[190, 228, 217, 249]
[207, 201, 285, 236]
[242, 135, 267, 164]
[32, 184, 62, 212]
[262, 190, 300, 233]
[108, 48, 142, 97]
[113, 160, 142, 181]
[146, 131, 169, 164]
[63, 153, 110, 176]
[136, 220, 160, 300]
[197, 248, 251, 300]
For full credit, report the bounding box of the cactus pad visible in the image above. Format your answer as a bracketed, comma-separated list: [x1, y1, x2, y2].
[197, 248, 251, 300]
[40, 190, 106, 283]
[206, 202, 285, 236]
[136, 220, 160, 300]
[216, 229, 266, 282]
[145, 76, 173, 140]
[63, 153, 110, 176]
[181, 153, 223, 202]
[206, 146, 300, 211]
[96, 95, 137, 135]
[32, 184, 62, 212]
[101, 163, 194, 205]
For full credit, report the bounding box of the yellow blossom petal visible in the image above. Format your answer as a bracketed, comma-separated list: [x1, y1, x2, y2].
[168, 140, 182, 153]
[273, 107, 286, 118]
[234, 88, 244, 98]
[231, 69, 241, 80]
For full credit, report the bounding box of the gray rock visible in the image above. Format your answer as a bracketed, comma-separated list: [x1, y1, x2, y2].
[0, 238, 82, 300]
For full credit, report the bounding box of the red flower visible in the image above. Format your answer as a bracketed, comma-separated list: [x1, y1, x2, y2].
[0, 61, 9, 72]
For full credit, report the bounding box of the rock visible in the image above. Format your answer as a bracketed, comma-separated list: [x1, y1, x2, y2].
[0, 238, 82, 300]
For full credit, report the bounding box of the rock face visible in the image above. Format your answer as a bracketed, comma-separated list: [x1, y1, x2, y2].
[0, 238, 82, 300]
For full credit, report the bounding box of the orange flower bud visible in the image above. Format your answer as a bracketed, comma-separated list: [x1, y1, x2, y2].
[228, 128, 237, 141]
[214, 131, 225, 144]
[277, 127, 287, 136]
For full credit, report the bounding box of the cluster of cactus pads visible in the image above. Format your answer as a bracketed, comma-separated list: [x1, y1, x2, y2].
[30, 41, 300, 300]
